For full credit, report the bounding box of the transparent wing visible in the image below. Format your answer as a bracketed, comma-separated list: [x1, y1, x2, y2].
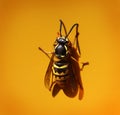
[44, 54, 54, 89]
[63, 71, 78, 98]
[52, 84, 61, 97]
[70, 48, 84, 100]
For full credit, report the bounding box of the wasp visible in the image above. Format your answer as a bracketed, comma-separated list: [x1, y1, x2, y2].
[38, 20, 89, 100]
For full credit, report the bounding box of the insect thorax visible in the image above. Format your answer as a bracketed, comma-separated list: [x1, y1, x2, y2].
[54, 37, 69, 59]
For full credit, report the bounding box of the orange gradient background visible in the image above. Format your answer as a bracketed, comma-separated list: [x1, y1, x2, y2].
[0, 0, 120, 115]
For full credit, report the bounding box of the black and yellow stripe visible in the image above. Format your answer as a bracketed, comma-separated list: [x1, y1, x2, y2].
[52, 61, 69, 77]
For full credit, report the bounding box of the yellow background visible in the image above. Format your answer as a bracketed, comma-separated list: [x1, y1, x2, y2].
[0, 0, 120, 115]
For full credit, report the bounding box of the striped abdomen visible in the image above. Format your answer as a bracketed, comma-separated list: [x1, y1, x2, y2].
[52, 60, 69, 80]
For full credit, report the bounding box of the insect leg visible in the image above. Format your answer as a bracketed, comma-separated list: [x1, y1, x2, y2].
[73, 24, 81, 55]
[80, 62, 89, 71]
[75, 25, 81, 55]
[38, 47, 53, 59]
[65, 23, 81, 55]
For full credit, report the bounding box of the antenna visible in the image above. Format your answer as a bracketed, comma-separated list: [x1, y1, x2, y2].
[59, 19, 67, 37]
